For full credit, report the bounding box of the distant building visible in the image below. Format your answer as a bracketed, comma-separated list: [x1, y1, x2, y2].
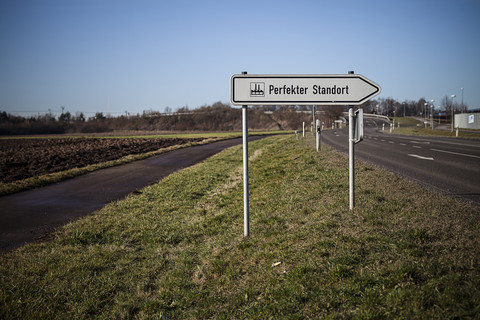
[455, 113, 480, 129]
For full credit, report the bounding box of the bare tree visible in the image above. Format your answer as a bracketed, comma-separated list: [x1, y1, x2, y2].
[441, 96, 451, 114]
[322, 105, 344, 128]
[416, 98, 426, 117]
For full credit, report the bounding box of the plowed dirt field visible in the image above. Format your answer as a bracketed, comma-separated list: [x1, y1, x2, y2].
[0, 138, 201, 183]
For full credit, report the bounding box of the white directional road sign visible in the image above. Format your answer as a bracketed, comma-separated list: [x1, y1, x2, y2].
[231, 74, 381, 105]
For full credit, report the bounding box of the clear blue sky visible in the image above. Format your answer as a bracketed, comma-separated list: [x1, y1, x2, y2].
[1, 0, 479, 117]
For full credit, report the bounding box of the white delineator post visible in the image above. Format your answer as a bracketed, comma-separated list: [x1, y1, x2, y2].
[242, 72, 249, 237]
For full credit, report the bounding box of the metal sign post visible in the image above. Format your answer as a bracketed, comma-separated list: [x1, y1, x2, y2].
[242, 104, 249, 236]
[349, 106, 364, 210]
[241, 72, 249, 237]
[348, 76, 365, 210]
[349, 106, 355, 210]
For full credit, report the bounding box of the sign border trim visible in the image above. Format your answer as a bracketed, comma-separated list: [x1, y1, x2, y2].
[231, 74, 381, 105]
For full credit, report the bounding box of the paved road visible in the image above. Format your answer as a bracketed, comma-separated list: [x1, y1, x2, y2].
[0, 137, 263, 253]
[322, 118, 480, 206]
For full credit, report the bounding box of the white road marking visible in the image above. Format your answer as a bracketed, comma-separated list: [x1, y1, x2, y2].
[400, 143, 406, 146]
[413, 145, 422, 149]
[388, 141, 395, 144]
[430, 148, 480, 159]
[408, 154, 434, 161]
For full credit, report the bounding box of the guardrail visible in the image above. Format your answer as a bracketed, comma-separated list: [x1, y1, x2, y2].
[342, 112, 391, 124]
[363, 113, 392, 123]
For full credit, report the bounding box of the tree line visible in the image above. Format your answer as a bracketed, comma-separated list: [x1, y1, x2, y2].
[0, 97, 468, 135]
[362, 96, 467, 118]
[0, 102, 314, 135]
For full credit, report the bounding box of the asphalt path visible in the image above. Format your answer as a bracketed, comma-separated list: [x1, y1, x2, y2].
[322, 118, 480, 206]
[0, 136, 263, 253]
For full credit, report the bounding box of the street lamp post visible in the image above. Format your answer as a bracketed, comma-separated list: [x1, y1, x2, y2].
[451, 94, 456, 132]
[430, 100, 434, 129]
[461, 88, 464, 112]
[430, 105, 433, 129]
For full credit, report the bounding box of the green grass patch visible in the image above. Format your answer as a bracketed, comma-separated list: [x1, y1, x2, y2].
[392, 117, 480, 139]
[392, 117, 423, 126]
[1, 135, 479, 319]
[102, 130, 289, 139]
[393, 126, 480, 139]
[0, 132, 289, 196]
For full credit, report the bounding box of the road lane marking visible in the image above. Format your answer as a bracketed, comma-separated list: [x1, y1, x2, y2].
[400, 143, 406, 146]
[413, 145, 422, 149]
[388, 141, 395, 144]
[408, 154, 434, 161]
[430, 148, 480, 159]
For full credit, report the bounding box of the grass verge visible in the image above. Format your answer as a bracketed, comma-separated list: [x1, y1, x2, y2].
[1, 135, 479, 319]
[394, 126, 480, 139]
[392, 117, 480, 139]
[0, 131, 290, 196]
